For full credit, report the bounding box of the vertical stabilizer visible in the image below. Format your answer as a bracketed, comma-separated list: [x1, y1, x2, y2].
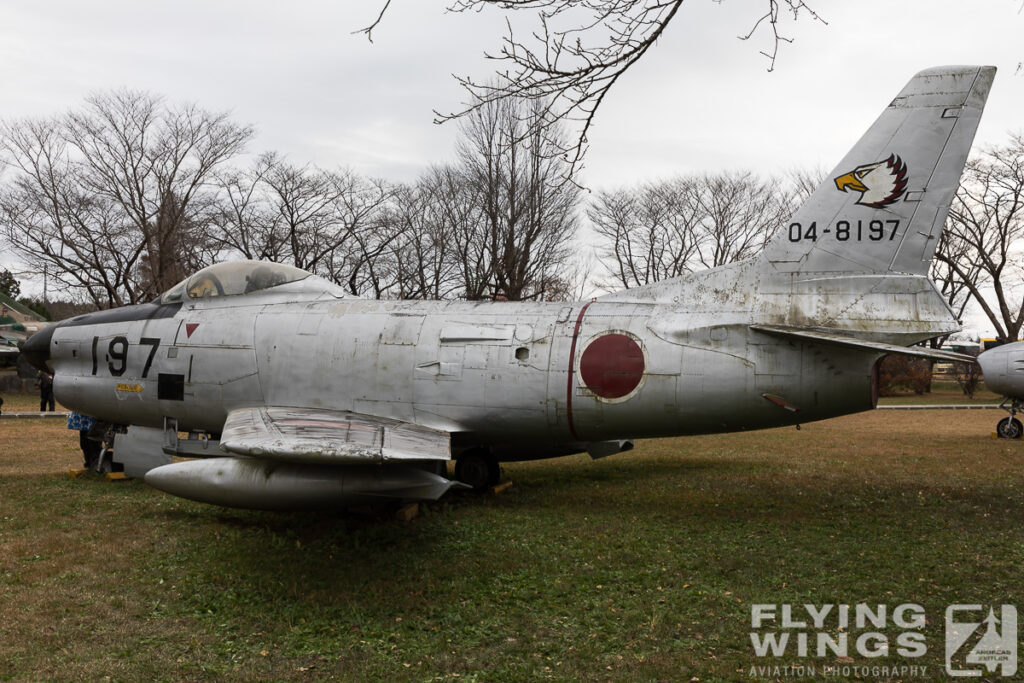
[760, 65, 995, 275]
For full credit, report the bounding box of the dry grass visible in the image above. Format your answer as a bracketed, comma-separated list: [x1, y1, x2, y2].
[0, 391, 67, 413]
[0, 419, 79, 475]
[0, 420, 194, 681]
[1, 409, 1022, 681]
[879, 379, 1001, 405]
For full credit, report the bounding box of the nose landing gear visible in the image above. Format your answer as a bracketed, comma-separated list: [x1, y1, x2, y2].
[996, 399, 1023, 439]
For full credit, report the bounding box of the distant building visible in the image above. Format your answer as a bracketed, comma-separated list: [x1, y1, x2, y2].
[1, 292, 49, 373]
[982, 338, 1024, 352]
[0, 291, 49, 337]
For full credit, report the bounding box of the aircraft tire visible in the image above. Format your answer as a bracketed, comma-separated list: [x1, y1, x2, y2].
[997, 417, 1023, 439]
[455, 451, 500, 491]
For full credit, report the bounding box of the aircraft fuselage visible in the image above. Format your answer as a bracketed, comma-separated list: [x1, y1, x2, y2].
[44, 284, 880, 460]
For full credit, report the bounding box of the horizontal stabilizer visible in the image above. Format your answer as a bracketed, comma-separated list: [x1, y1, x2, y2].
[220, 406, 451, 464]
[749, 324, 976, 363]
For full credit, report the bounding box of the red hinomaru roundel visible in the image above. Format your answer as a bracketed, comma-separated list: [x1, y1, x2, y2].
[579, 333, 645, 399]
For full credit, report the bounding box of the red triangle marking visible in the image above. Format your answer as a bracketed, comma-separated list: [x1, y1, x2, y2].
[185, 323, 199, 338]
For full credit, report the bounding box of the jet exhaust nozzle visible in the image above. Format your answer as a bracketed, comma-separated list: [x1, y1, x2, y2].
[144, 457, 459, 510]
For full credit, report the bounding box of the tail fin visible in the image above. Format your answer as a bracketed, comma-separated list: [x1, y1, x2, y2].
[760, 65, 995, 275]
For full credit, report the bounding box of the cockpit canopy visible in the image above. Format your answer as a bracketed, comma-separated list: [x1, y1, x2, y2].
[161, 261, 312, 304]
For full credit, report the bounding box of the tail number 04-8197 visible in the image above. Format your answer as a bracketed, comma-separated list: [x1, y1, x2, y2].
[787, 220, 900, 243]
[90, 336, 160, 378]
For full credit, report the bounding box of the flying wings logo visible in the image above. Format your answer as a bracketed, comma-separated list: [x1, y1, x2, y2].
[747, 602, 1019, 679]
[834, 153, 909, 208]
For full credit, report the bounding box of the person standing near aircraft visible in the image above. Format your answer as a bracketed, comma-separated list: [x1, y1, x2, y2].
[35, 370, 54, 411]
[68, 411, 102, 468]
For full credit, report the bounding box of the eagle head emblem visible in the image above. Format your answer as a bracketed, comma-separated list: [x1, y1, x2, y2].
[833, 153, 908, 208]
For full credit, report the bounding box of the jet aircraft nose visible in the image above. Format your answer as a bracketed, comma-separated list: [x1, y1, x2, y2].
[20, 324, 57, 373]
[977, 341, 1024, 399]
[976, 346, 1002, 377]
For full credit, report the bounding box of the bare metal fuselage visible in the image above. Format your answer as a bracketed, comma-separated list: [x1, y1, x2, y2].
[51, 263, 954, 460]
[978, 341, 1024, 401]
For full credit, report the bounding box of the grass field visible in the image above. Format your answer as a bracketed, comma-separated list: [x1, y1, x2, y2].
[1, 409, 1022, 681]
[877, 379, 1001, 406]
[0, 391, 66, 413]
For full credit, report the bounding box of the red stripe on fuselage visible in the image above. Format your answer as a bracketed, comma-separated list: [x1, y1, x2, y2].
[566, 300, 596, 441]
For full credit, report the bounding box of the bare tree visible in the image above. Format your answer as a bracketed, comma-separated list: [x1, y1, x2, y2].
[210, 155, 287, 263]
[330, 174, 396, 298]
[932, 229, 983, 324]
[936, 133, 1024, 342]
[426, 165, 490, 300]
[786, 164, 826, 203]
[366, 99, 583, 303]
[209, 153, 394, 297]
[589, 181, 700, 289]
[592, 171, 792, 289]
[363, 1, 825, 167]
[457, 96, 580, 300]
[261, 153, 360, 273]
[382, 183, 440, 300]
[380, 167, 476, 300]
[0, 91, 252, 307]
[692, 171, 790, 268]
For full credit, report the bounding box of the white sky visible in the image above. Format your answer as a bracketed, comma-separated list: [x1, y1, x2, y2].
[1, 0, 1022, 332]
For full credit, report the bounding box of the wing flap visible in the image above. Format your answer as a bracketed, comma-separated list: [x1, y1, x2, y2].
[220, 407, 451, 464]
[749, 324, 976, 363]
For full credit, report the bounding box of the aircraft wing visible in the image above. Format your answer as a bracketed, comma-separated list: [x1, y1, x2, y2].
[749, 324, 977, 363]
[219, 407, 451, 465]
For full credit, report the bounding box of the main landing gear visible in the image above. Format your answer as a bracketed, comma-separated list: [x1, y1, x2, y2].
[996, 399, 1023, 439]
[454, 449, 501, 491]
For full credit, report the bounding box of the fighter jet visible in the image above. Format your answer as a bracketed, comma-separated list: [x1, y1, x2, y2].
[21, 65, 994, 509]
[977, 341, 1024, 438]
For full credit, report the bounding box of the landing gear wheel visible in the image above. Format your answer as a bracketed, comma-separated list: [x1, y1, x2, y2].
[997, 417, 1023, 439]
[92, 447, 122, 473]
[455, 452, 500, 491]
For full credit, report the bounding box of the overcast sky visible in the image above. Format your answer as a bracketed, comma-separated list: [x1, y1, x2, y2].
[2, 0, 1023, 331]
